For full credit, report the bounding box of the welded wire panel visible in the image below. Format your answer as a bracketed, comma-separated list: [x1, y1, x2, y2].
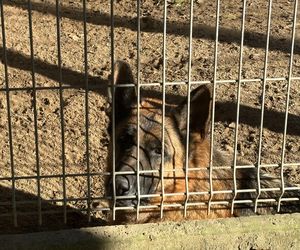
[1, 76, 300, 92]
[0, 0, 299, 233]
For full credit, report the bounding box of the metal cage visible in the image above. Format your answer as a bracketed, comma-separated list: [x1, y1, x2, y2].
[0, 0, 299, 231]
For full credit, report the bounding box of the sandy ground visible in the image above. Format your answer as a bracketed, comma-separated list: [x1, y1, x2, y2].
[1, 214, 300, 249]
[0, 0, 300, 233]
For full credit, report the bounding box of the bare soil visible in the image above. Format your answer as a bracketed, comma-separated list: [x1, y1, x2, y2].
[0, 0, 299, 233]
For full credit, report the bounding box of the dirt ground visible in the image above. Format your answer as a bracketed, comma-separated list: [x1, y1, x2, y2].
[0, 0, 300, 233]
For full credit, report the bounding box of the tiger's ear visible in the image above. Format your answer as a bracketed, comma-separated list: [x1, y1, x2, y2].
[174, 84, 212, 139]
[108, 61, 137, 123]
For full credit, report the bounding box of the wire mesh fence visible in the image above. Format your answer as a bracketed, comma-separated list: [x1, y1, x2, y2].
[0, 0, 299, 231]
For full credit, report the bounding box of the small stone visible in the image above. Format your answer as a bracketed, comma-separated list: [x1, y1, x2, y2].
[263, 130, 271, 137]
[70, 34, 80, 41]
[286, 144, 293, 152]
[248, 134, 255, 142]
[224, 144, 234, 153]
[43, 98, 50, 105]
[174, 55, 183, 65]
[228, 122, 235, 129]
[153, 58, 163, 69]
[224, 127, 230, 134]
[249, 53, 260, 60]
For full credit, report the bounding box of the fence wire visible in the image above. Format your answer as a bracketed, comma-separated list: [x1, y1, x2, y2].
[0, 0, 299, 229]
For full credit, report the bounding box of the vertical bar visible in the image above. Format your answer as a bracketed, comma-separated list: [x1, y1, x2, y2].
[277, 0, 298, 212]
[110, 0, 116, 221]
[27, 0, 42, 225]
[136, 0, 141, 220]
[0, 1, 17, 227]
[231, 0, 247, 214]
[255, 0, 273, 213]
[160, 0, 167, 219]
[183, 0, 194, 217]
[208, 0, 220, 214]
[55, 0, 67, 223]
[83, 0, 91, 222]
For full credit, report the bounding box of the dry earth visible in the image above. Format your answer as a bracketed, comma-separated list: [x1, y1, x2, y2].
[0, 0, 300, 233]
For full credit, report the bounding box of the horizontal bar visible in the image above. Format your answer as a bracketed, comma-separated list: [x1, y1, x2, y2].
[1, 76, 300, 92]
[284, 187, 300, 191]
[0, 208, 89, 218]
[208, 201, 230, 205]
[1, 162, 299, 182]
[0, 172, 111, 181]
[0, 197, 92, 206]
[0, 191, 292, 206]
[254, 197, 300, 203]
[260, 187, 281, 192]
[2, 188, 298, 207]
[1, 198, 299, 217]
[236, 189, 257, 193]
[280, 197, 300, 202]
[2, 198, 299, 218]
[233, 200, 254, 204]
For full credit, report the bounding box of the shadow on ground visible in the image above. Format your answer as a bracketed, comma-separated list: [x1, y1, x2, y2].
[0, 45, 299, 137]
[4, 0, 300, 55]
[0, 185, 106, 234]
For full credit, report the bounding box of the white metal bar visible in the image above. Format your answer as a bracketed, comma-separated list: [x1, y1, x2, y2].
[110, 0, 116, 221]
[0, 0, 18, 227]
[55, 0, 67, 224]
[160, 0, 167, 219]
[136, 0, 141, 220]
[277, 0, 298, 212]
[83, 0, 91, 222]
[2, 76, 300, 93]
[208, 0, 220, 214]
[0, 161, 299, 182]
[231, 0, 247, 214]
[27, 0, 42, 225]
[184, 0, 194, 218]
[255, 0, 273, 214]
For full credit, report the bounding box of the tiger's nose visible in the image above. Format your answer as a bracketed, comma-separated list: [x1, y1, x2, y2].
[115, 176, 130, 196]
